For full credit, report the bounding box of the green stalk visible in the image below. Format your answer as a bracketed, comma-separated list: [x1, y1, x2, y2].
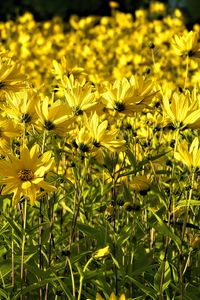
[39, 198, 44, 300]
[184, 55, 189, 90]
[151, 48, 157, 74]
[160, 128, 180, 298]
[77, 257, 93, 300]
[179, 171, 195, 300]
[70, 157, 89, 246]
[112, 175, 118, 295]
[11, 209, 15, 289]
[21, 199, 27, 298]
[66, 257, 76, 297]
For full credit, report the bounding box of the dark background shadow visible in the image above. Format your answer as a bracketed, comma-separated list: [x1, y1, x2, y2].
[1, 0, 200, 28]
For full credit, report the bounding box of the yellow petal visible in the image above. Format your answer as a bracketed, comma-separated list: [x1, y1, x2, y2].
[119, 294, 126, 300]
[21, 181, 32, 189]
[109, 293, 117, 300]
[96, 293, 104, 300]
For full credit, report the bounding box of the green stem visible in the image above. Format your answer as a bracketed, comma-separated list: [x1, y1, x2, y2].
[11, 211, 15, 289]
[151, 48, 156, 74]
[66, 257, 76, 297]
[184, 56, 189, 90]
[179, 172, 194, 300]
[182, 172, 195, 238]
[21, 199, 27, 294]
[70, 157, 89, 246]
[77, 257, 93, 300]
[172, 128, 180, 222]
[39, 198, 44, 300]
[42, 129, 46, 153]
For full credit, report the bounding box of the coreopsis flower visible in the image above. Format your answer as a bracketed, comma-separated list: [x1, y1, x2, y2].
[87, 112, 126, 152]
[129, 175, 151, 192]
[64, 81, 101, 116]
[35, 96, 74, 136]
[162, 91, 200, 129]
[52, 56, 86, 81]
[0, 144, 55, 205]
[54, 74, 87, 98]
[101, 76, 157, 115]
[0, 116, 20, 154]
[90, 292, 126, 300]
[109, 1, 120, 9]
[93, 246, 110, 259]
[171, 31, 200, 58]
[0, 58, 27, 98]
[3, 89, 39, 127]
[174, 137, 200, 170]
[75, 127, 92, 153]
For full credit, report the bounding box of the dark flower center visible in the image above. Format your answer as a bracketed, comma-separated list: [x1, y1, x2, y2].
[21, 113, 32, 123]
[114, 102, 125, 112]
[44, 120, 55, 130]
[93, 140, 101, 147]
[188, 50, 195, 57]
[0, 82, 6, 89]
[18, 169, 34, 181]
[73, 106, 83, 116]
[79, 143, 89, 152]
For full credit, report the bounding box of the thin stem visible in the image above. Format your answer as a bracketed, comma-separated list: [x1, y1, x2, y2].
[77, 257, 93, 300]
[39, 198, 44, 300]
[66, 257, 76, 297]
[172, 128, 180, 223]
[151, 48, 157, 74]
[184, 55, 189, 90]
[112, 176, 118, 295]
[182, 172, 195, 239]
[70, 157, 89, 246]
[11, 210, 15, 289]
[179, 171, 195, 300]
[21, 199, 27, 297]
[42, 129, 46, 154]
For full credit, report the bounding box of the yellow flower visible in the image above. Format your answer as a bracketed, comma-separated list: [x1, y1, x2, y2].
[75, 127, 92, 153]
[129, 175, 151, 192]
[0, 144, 55, 205]
[171, 31, 200, 58]
[64, 81, 101, 116]
[0, 116, 20, 154]
[174, 137, 200, 170]
[93, 246, 110, 260]
[3, 89, 39, 127]
[162, 91, 200, 129]
[52, 56, 86, 80]
[0, 58, 27, 97]
[109, 1, 120, 9]
[94, 292, 126, 300]
[87, 112, 126, 152]
[101, 76, 157, 115]
[35, 96, 74, 136]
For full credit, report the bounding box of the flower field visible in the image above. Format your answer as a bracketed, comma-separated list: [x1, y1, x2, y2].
[0, 2, 200, 299]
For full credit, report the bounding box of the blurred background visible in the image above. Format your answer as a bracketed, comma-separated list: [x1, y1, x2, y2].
[1, 0, 200, 26]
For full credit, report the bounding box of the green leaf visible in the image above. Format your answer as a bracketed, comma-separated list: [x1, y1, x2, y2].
[76, 223, 97, 236]
[126, 275, 157, 299]
[51, 272, 75, 299]
[154, 260, 171, 293]
[110, 253, 120, 269]
[13, 278, 56, 299]
[126, 148, 137, 171]
[149, 209, 181, 251]
[1, 214, 22, 243]
[0, 288, 9, 300]
[177, 200, 200, 207]
[0, 261, 12, 278]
